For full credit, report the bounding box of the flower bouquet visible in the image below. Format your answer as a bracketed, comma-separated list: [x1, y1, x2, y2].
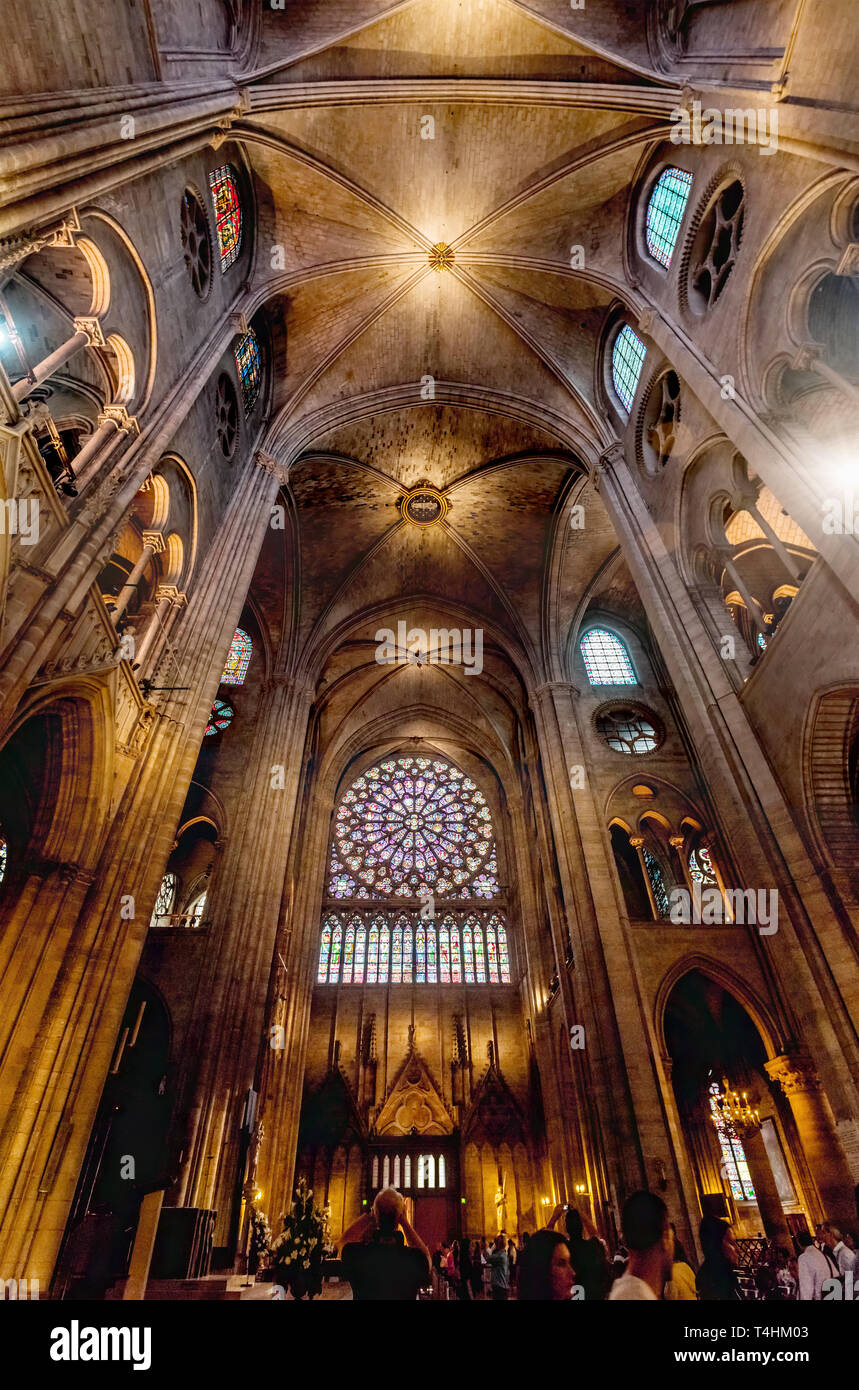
[270, 1177, 328, 1299]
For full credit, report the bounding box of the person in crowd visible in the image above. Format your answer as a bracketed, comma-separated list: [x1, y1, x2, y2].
[815, 1222, 837, 1266]
[507, 1237, 518, 1286]
[608, 1192, 674, 1300]
[797, 1228, 837, 1299]
[829, 1223, 857, 1278]
[695, 1216, 741, 1301]
[664, 1224, 697, 1301]
[773, 1245, 797, 1299]
[518, 1230, 578, 1301]
[338, 1188, 430, 1301]
[469, 1241, 484, 1300]
[546, 1204, 611, 1301]
[457, 1237, 473, 1300]
[484, 1231, 510, 1301]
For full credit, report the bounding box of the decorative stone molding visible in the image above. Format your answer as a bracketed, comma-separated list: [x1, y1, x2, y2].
[0, 209, 80, 273]
[836, 243, 859, 276]
[155, 585, 187, 606]
[73, 316, 107, 349]
[256, 450, 288, 485]
[230, 312, 250, 337]
[765, 1052, 822, 1095]
[99, 405, 140, 436]
[141, 530, 167, 554]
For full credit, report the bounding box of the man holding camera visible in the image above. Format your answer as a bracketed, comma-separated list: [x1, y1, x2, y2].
[338, 1188, 431, 1300]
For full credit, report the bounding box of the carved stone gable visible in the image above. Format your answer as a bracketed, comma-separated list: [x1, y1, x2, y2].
[374, 1037, 453, 1137]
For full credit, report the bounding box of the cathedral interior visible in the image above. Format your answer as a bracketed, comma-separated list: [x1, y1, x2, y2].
[1, 0, 859, 1302]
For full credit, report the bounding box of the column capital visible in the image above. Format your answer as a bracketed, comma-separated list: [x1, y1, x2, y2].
[530, 679, 579, 704]
[256, 450, 288, 485]
[99, 404, 140, 436]
[141, 529, 167, 554]
[73, 316, 107, 348]
[155, 585, 187, 606]
[668, 834, 685, 849]
[765, 1052, 822, 1095]
[629, 836, 645, 848]
[596, 442, 625, 476]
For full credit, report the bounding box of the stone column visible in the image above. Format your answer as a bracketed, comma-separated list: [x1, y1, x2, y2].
[629, 835, 658, 918]
[111, 530, 164, 623]
[73, 407, 140, 493]
[765, 1053, 856, 1220]
[11, 318, 104, 402]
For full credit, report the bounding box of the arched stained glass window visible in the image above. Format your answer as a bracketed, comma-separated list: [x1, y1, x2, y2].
[401, 924, 412, 983]
[645, 167, 693, 268]
[208, 165, 242, 271]
[418, 1154, 435, 1188]
[438, 1155, 446, 1189]
[204, 698, 234, 736]
[439, 924, 450, 982]
[472, 919, 486, 982]
[329, 923, 342, 983]
[426, 925, 438, 983]
[404, 1154, 411, 1188]
[416, 925, 426, 983]
[234, 332, 261, 415]
[450, 924, 462, 983]
[689, 843, 719, 890]
[463, 925, 475, 984]
[611, 324, 647, 414]
[486, 922, 499, 983]
[382, 1154, 390, 1189]
[580, 629, 636, 685]
[0, 831, 6, 885]
[221, 627, 252, 686]
[372, 1155, 379, 1188]
[318, 920, 332, 982]
[709, 1083, 755, 1201]
[342, 924, 355, 984]
[354, 924, 366, 983]
[378, 922, 390, 984]
[393, 1154, 401, 1188]
[150, 871, 177, 927]
[494, 917, 511, 984]
[643, 848, 670, 920]
[367, 924, 379, 983]
[391, 923, 403, 984]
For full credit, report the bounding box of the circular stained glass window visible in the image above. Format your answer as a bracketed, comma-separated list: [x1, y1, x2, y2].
[596, 707, 660, 755]
[180, 189, 213, 300]
[329, 755, 498, 899]
[205, 698, 234, 736]
[215, 374, 239, 459]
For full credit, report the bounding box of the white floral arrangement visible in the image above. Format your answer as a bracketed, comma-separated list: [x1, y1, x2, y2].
[272, 1178, 328, 1272]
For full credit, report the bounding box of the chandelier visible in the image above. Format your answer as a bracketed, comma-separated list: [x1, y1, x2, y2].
[710, 1076, 759, 1129]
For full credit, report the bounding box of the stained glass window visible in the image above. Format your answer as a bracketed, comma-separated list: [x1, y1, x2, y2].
[451, 924, 462, 983]
[329, 923, 342, 983]
[204, 698, 234, 736]
[416, 926, 426, 983]
[492, 915, 511, 984]
[709, 1083, 756, 1201]
[367, 924, 379, 983]
[404, 1155, 411, 1187]
[234, 332, 261, 415]
[401, 923, 412, 983]
[486, 922, 499, 983]
[208, 165, 242, 271]
[328, 755, 498, 899]
[463, 925, 475, 984]
[611, 325, 647, 414]
[378, 922, 390, 984]
[393, 1154, 401, 1187]
[439, 923, 450, 982]
[426, 925, 438, 983]
[151, 871, 177, 925]
[597, 708, 659, 754]
[317, 754, 512, 985]
[580, 628, 636, 685]
[646, 167, 693, 268]
[438, 1155, 446, 1188]
[0, 833, 7, 885]
[689, 843, 719, 890]
[318, 920, 332, 982]
[354, 924, 366, 983]
[342, 925, 355, 984]
[643, 849, 670, 920]
[221, 627, 251, 686]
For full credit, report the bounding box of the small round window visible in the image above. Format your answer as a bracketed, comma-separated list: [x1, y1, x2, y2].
[688, 180, 745, 314]
[215, 374, 239, 459]
[596, 707, 660, 754]
[180, 190, 213, 300]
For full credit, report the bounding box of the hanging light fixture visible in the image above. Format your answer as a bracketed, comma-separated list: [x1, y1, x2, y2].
[710, 1076, 759, 1129]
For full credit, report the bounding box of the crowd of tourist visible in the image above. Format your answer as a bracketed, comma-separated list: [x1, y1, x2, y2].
[335, 1186, 857, 1301]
